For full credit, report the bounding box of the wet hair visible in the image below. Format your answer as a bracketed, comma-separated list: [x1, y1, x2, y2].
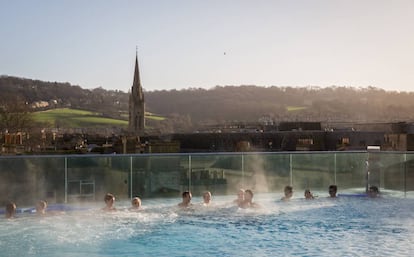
[131, 197, 141, 207]
[329, 185, 337, 192]
[245, 189, 254, 198]
[203, 191, 211, 199]
[182, 191, 191, 198]
[369, 186, 379, 193]
[284, 186, 293, 193]
[104, 193, 115, 202]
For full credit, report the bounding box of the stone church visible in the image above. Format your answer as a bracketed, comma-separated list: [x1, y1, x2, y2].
[128, 53, 145, 135]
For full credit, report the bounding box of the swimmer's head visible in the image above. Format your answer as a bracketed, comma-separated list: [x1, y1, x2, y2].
[244, 189, 254, 201]
[304, 189, 313, 199]
[203, 191, 211, 203]
[328, 185, 337, 197]
[368, 186, 379, 197]
[5, 201, 16, 218]
[284, 186, 293, 197]
[237, 189, 245, 200]
[104, 193, 115, 203]
[36, 200, 47, 215]
[131, 197, 141, 208]
[182, 191, 192, 203]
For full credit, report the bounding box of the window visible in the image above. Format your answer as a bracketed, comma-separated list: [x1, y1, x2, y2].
[298, 138, 314, 145]
[341, 137, 350, 145]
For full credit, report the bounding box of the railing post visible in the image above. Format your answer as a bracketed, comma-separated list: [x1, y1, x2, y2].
[130, 156, 133, 199]
[64, 157, 68, 204]
[188, 155, 192, 191]
[289, 153, 293, 186]
[366, 153, 369, 193]
[404, 152, 407, 198]
[334, 153, 337, 185]
[241, 153, 245, 188]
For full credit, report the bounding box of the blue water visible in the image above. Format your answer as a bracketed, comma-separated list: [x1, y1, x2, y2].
[1, 193, 414, 257]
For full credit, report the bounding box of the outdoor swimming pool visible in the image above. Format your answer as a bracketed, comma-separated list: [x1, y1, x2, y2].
[1, 193, 413, 257]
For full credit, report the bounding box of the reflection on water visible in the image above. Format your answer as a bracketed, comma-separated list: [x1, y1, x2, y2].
[1, 194, 414, 257]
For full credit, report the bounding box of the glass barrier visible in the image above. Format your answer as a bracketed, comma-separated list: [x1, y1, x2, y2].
[0, 151, 412, 205]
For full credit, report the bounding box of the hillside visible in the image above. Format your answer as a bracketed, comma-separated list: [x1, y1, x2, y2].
[32, 108, 128, 128]
[2, 75, 414, 132]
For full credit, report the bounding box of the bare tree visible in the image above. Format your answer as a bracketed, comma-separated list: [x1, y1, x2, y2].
[0, 97, 34, 133]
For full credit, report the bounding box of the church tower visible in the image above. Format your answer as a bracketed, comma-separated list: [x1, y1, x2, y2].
[128, 52, 145, 135]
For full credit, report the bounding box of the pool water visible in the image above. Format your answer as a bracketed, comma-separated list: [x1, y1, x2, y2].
[1, 193, 413, 257]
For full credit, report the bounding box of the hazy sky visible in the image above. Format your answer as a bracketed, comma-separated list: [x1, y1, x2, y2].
[1, 0, 414, 93]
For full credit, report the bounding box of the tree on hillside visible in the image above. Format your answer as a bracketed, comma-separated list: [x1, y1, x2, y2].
[0, 97, 34, 133]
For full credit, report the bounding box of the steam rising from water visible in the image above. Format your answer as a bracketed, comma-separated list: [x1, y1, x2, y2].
[224, 154, 271, 195]
[247, 155, 269, 193]
[1, 194, 414, 257]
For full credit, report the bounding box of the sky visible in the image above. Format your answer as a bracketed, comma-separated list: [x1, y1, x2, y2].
[1, 0, 414, 93]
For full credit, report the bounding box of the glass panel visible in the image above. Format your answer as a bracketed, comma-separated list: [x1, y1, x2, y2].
[290, 152, 368, 196]
[291, 152, 335, 196]
[190, 153, 241, 196]
[66, 155, 129, 202]
[380, 152, 408, 195]
[334, 152, 367, 192]
[0, 156, 65, 206]
[243, 153, 291, 194]
[405, 153, 414, 195]
[130, 154, 188, 198]
[0, 151, 411, 205]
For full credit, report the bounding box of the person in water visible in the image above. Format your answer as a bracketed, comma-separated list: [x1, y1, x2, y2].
[5, 201, 16, 219]
[304, 189, 315, 199]
[328, 185, 337, 198]
[102, 193, 117, 211]
[233, 189, 245, 206]
[239, 189, 259, 208]
[35, 200, 64, 216]
[36, 200, 47, 215]
[129, 197, 142, 211]
[202, 191, 212, 206]
[281, 186, 293, 201]
[368, 185, 380, 198]
[178, 191, 192, 208]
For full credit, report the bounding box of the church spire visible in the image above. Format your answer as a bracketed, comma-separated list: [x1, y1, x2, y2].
[132, 49, 143, 100]
[129, 49, 145, 135]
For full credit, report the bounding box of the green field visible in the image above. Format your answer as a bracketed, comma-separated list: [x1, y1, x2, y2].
[286, 106, 308, 112]
[33, 108, 166, 128]
[146, 112, 165, 121]
[118, 111, 165, 121]
[33, 108, 128, 128]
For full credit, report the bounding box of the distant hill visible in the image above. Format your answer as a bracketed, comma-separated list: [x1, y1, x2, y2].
[2, 75, 414, 133]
